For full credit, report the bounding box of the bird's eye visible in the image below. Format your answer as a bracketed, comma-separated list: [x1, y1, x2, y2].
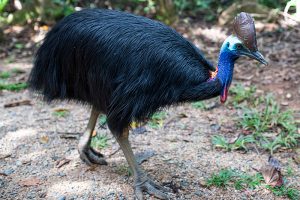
[236, 44, 242, 50]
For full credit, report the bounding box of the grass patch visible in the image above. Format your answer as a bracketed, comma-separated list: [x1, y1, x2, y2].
[267, 186, 300, 200]
[239, 95, 299, 154]
[206, 168, 263, 190]
[207, 168, 299, 200]
[229, 84, 256, 106]
[98, 115, 107, 126]
[212, 135, 255, 151]
[191, 101, 206, 110]
[0, 82, 27, 91]
[148, 111, 167, 128]
[115, 164, 132, 176]
[53, 109, 69, 118]
[0, 71, 11, 79]
[91, 134, 109, 150]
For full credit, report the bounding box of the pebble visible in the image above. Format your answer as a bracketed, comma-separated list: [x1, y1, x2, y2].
[16, 161, 22, 166]
[58, 195, 66, 200]
[57, 172, 66, 177]
[210, 124, 220, 131]
[286, 93, 292, 99]
[1, 169, 14, 176]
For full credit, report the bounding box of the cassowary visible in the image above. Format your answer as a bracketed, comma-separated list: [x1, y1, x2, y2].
[28, 9, 267, 199]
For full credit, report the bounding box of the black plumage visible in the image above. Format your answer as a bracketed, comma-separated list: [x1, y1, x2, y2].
[29, 8, 222, 134]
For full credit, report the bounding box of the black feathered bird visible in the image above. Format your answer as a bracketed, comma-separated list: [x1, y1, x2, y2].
[28, 9, 267, 199]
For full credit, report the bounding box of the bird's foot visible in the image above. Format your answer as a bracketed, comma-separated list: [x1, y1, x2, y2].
[78, 146, 107, 165]
[134, 173, 171, 200]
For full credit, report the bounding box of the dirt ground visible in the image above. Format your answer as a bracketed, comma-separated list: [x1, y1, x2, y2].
[0, 19, 299, 200]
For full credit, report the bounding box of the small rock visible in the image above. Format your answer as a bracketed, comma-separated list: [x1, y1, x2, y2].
[58, 195, 66, 200]
[16, 161, 22, 166]
[57, 172, 66, 177]
[281, 101, 289, 106]
[286, 93, 292, 99]
[194, 190, 202, 196]
[210, 124, 220, 131]
[1, 168, 14, 176]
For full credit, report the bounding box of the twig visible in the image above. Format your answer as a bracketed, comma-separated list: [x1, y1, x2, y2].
[108, 147, 121, 158]
[4, 99, 32, 108]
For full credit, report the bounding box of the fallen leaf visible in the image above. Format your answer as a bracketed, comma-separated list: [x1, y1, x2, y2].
[56, 158, 71, 168]
[53, 108, 69, 112]
[19, 177, 42, 186]
[40, 135, 49, 144]
[92, 130, 97, 137]
[260, 156, 283, 187]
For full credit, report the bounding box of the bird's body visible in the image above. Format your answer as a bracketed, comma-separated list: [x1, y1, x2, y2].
[28, 9, 267, 199]
[29, 9, 222, 133]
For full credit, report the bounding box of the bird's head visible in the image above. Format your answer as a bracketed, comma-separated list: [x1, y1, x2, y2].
[216, 12, 268, 103]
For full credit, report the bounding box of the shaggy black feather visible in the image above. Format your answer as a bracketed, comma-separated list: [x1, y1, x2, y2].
[28, 9, 222, 134]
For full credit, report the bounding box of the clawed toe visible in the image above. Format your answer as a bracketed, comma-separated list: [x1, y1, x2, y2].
[135, 177, 170, 200]
[79, 147, 107, 165]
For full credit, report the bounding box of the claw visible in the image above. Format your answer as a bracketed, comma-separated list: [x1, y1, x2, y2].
[134, 176, 170, 200]
[78, 147, 107, 165]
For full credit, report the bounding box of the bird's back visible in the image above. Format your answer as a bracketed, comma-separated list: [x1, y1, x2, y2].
[28, 9, 219, 132]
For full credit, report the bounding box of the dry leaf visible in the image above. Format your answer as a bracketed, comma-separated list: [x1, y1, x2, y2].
[92, 130, 97, 137]
[40, 135, 49, 144]
[260, 156, 283, 187]
[19, 177, 42, 186]
[54, 108, 69, 112]
[56, 158, 71, 168]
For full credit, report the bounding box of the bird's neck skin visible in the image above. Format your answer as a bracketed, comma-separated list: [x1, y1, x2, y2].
[214, 42, 239, 103]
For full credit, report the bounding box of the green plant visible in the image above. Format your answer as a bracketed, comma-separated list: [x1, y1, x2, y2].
[239, 95, 299, 154]
[115, 164, 132, 176]
[148, 111, 167, 128]
[0, 82, 27, 91]
[191, 101, 206, 110]
[267, 185, 300, 200]
[0, 71, 10, 79]
[53, 109, 69, 117]
[212, 135, 255, 151]
[98, 115, 107, 126]
[0, 0, 8, 13]
[91, 134, 109, 150]
[229, 84, 256, 106]
[206, 168, 235, 187]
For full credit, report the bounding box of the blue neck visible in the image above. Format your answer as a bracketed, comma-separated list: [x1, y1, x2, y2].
[216, 49, 238, 89]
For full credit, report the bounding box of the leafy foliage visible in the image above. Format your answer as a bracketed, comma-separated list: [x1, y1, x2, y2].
[206, 168, 263, 189]
[148, 111, 167, 128]
[0, 82, 27, 91]
[212, 135, 255, 151]
[91, 134, 109, 150]
[240, 95, 299, 154]
[229, 84, 256, 106]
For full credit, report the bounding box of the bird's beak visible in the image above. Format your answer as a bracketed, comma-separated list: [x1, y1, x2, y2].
[240, 50, 268, 66]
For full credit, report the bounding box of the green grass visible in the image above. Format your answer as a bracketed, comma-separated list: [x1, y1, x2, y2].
[267, 185, 300, 200]
[52, 110, 69, 118]
[191, 101, 206, 110]
[98, 115, 107, 126]
[229, 84, 256, 106]
[115, 164, 132, 176]
[206, 168, 263, 190]
[91, 134, 109, 150]
[147, 111, 167, 128]
[239, 95, 299, 154]
[0, 71, 11, 79]
[207, 168, 299, 200]
[0, 82, 27, 91]
[212, 135, 255, 151]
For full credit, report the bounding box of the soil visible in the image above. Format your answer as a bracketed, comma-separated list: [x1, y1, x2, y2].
[0, 18, 299, 200]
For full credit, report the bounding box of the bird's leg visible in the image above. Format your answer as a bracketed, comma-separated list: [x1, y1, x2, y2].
[115, 129, 170, 200]
[78, 106, 107, 165]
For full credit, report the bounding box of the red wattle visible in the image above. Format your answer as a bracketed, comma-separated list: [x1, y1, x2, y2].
[220, 87, 228, 103]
